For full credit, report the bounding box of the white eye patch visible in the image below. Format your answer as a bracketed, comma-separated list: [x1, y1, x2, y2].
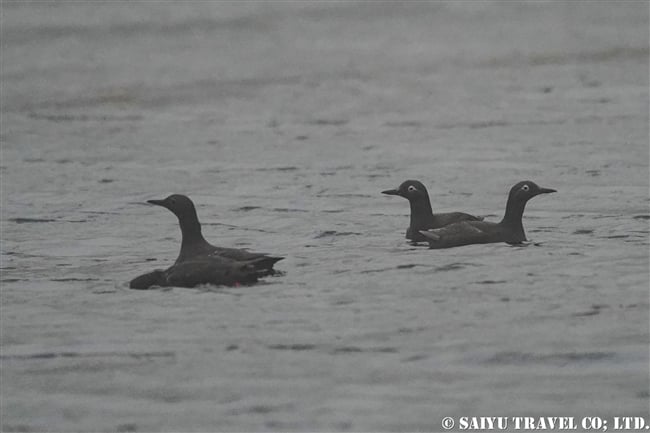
[407, 185, 418, 192]
[521, 184, 530, 192]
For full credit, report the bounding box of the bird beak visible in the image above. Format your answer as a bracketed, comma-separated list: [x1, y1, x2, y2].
[382, 188, 400, 196]
[147, 199, 166, 206]
[538, 187, 557, 194]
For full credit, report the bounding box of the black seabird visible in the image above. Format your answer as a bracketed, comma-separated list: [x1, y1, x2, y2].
[129, 194, 283, 289]
[382, 180, 483, 242]
[418, 180, 556, 249]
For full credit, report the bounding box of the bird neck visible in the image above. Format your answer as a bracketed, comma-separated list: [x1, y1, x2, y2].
[178, 213, 209, 250]
[500, 196, 527, 240]
[409, 197, 435, 228]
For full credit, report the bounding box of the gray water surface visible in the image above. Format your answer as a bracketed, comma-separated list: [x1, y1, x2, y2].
[1, 2, 649, 432]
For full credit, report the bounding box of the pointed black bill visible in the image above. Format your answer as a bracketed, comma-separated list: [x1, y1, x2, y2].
[538, 187, 556, 194]
[382, 189, 399, 196]
[147, 199, 165, 206]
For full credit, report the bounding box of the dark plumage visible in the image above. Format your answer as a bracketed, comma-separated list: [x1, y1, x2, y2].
[129, 257, 271, 290]
[382, 180, 483, 242]
[129, 194, 283, 289]
[419, 181, 556, 249]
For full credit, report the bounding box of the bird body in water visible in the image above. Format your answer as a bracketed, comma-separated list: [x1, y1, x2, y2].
[419, 181, 556, 249]
[129, 256, 272, 289]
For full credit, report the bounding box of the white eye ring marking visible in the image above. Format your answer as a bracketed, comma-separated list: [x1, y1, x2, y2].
[407, 185, 418, 192]
[521, 184, 530, 192]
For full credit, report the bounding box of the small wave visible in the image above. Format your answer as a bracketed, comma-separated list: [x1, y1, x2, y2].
[51, 277, 100, 282]
[437, 120, 509, 130]
[402, 354, 429, 363]
[316, 193, 374, 198]
[305, 118, 348, 126]
[483, 351, 616, 366]
[1, 350, 175, 361]
[314, 230, 360, 238]
[235, 206, 261, 212]
[360, 264, 426, 274]
[267, 344, 316, 351]
[229, 403, 293, 416]
[331, 346, 398, 354]
[255, 166, 299, 172]
[435, 262, 480, 272]
[29, 113, 143, 122]
[384, 120, 422, 127]
[572, 309, 600, 317]
[272, 208, 308, 213]
[9, 217, 57, 224]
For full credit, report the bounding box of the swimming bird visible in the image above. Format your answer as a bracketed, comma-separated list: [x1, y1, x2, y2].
[129, 194, 283, 289]
[418, 181, 556, 249]
[382, 180, 483, 242]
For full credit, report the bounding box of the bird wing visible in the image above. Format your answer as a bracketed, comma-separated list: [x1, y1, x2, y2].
[129, 269, 165, 290]
[433, 212, 483, 226]
[419, 221, 494, 249]
[209, 247, 283, 272]
[164, 257, 262, 288]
